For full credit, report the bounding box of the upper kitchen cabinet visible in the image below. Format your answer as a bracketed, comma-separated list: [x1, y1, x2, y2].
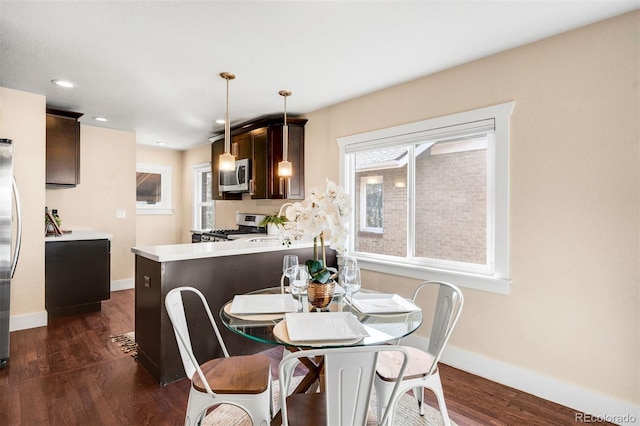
[46, 108, 83, 187]
[211, 114, 307, 200]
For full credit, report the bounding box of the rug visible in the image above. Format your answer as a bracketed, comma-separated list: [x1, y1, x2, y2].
[201, 376, 455, 425]
[110, 332, 138, 359]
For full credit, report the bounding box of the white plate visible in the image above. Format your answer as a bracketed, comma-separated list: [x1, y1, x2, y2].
[230, 294, 298, 315]
[285, 283, 345, 295]
[351, 294, 421, 314]
[273, 320, 365, 347]
[284, 312, 370, 342]
[223, 303, 284, 321]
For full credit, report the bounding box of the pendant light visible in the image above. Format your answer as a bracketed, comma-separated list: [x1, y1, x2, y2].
[277, 90, 293, 177]
[218, 72, 236, 172]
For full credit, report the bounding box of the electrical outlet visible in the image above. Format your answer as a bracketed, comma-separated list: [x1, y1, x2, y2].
[116, 209, 126, 219]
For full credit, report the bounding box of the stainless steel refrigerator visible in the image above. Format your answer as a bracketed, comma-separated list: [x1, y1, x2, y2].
[0, 138, 22, 368]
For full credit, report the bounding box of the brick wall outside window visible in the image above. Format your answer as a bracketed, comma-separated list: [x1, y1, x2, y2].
[415, 148, 486, 264]
[354, 148, 486, 265]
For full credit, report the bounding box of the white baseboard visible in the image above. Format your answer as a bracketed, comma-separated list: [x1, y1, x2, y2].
[9, 310, 47, 332]
[111, 278, 134, 292]
[403, 334, 640, 425]
[8, 278, 134, 332]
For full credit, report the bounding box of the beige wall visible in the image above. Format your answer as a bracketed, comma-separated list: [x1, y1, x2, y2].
[46, 125, 136, 282]
[135, 145, 183, 246]
[0, 88, 46, 316]
[299, 12, 639, 405]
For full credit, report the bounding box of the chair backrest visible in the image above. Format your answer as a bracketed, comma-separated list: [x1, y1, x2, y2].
[279, 345, 409, 426]
[412, 281, 464, 375]
[164, 286, 230, 393]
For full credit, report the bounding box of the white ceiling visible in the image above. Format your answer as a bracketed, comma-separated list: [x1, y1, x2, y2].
[1, 1, 637, 150]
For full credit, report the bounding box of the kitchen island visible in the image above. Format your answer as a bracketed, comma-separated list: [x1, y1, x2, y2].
[45, 230, 111, 318]
[132, 239, 337, 385]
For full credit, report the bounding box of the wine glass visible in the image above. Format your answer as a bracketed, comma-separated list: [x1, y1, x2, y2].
[342, 266, 361, 312]
[291, 264, 309, 311]
[342, 256, 358, 269]
[282, 255, 298, 293]
[339, 256, 357, 308]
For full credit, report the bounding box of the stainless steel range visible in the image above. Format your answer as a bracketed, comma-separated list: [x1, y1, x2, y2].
[199, 213, 267, 242]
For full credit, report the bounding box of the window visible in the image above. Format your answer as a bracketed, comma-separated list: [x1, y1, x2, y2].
[193, 162, 213, 230]
[136, 163, 173, 214]
[360, 175, 383, 234]
[338, 102, 514, 294]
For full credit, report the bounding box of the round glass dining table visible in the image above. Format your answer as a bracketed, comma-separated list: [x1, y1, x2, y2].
[219, 287, 423, 426]
[219, 286, 423, 349]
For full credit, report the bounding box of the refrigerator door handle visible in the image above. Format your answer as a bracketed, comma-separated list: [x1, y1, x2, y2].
[10, 176, 21, 279]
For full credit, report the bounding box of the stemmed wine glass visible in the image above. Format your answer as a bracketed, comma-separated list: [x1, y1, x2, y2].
[291, 264, 309, 311]
[342, 256, 358, 270]
[282, 255, 299, 293]
[342, 265, 361, 312]
[339, 256, 358, 310]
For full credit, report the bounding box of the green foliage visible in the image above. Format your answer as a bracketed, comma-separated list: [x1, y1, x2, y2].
[259, 214, 287, 227]
[305, 259, 337, 284]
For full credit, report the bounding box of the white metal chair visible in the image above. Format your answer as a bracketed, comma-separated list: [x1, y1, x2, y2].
[165, 286, 273, 426]
[374, 281, 464, 426]
[279, 345, 409, 426]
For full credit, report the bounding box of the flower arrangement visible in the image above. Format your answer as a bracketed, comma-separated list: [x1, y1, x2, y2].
[281, 179, 351, 283]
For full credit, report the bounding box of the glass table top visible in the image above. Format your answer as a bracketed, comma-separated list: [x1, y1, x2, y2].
[219, 287, 423, 348]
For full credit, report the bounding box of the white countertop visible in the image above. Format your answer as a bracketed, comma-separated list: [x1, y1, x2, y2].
[131, 238, 313, 262]
[45, 229, 113, 242]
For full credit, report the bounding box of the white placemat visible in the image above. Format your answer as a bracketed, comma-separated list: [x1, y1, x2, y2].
[230, 293, 298, 314]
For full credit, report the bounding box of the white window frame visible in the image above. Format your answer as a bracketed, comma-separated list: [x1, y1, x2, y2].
[338, 102, 514, 295]
[192, 162, 213, 230]
[136, 163, 173, 215]
[359, 175, 384, 233]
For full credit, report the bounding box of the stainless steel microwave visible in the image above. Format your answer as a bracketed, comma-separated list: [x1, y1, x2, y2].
[219, 158, 250, 193]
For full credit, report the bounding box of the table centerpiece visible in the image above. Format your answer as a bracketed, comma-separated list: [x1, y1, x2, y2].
[281, 179, 351, 309]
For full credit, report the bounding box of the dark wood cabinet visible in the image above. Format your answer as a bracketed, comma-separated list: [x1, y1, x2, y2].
[46, 108, 83, 186]
[250, 128, 268, 199]
[232, 132, 252, 160]
[211, 114, 307, 200]
[45, 239, 111, 318]
[267, 124, 305, 199]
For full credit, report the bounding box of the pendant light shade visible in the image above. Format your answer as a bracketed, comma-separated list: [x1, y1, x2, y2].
[277, 90, 292, 177]
[219, 72, 236, 172]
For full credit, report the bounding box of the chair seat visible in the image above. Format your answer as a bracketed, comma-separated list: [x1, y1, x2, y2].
[192, 354, 270, 394]
[376, 346, 436, 382]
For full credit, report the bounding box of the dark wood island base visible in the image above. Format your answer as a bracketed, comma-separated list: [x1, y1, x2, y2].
[134, 245, 336, 386]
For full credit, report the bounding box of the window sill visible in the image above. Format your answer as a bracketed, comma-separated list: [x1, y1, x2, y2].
[356, 256, 511, 295]
[136, 208, 174, 215]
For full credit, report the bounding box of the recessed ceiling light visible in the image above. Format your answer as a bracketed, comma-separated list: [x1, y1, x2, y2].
[51, 79, 76, 88]
[156, 141, 166, 146]
[215, 119, 225, 124]
[93, 117, 108, 122]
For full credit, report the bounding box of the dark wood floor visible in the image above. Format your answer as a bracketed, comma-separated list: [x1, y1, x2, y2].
[0, 289, 612, 425]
